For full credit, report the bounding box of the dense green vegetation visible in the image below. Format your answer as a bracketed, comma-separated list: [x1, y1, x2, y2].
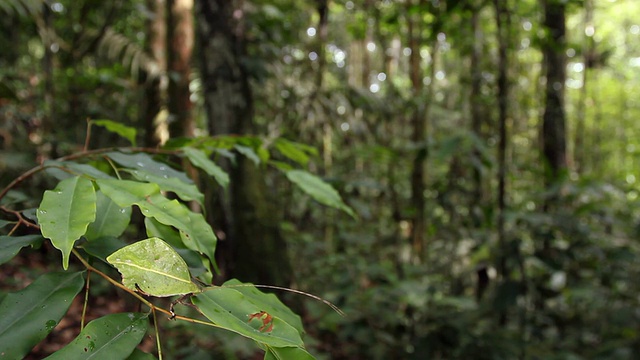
[1, 0, 639, 359]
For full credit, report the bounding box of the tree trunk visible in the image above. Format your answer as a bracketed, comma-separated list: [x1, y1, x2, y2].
[167, 0, 194, 138]
[541, 0, 568, 187]
[469, 1, 485, 226]
[406, 1, 425, 261]
[406, 0, 438, 262]
[493, 0, 510, 325]
[142, 0, 166, 147]
[574, 0, 593, 174]
[42, 2, 55, 136]
[196, 0, 292, 286]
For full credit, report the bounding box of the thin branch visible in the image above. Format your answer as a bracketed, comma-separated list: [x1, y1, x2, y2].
[83, 119, 92, 152]
[0, 206, 40, 233]
[81, 270, 91, 330]
[0, 147, 179, 203]
[71, 248, 225, 328]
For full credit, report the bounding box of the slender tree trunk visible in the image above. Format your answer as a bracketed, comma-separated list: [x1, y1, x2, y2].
[312, 0, 336, 251]
[574, 0, 593, 174]
[407, 0, 438, 261]
[142, 0, 166, 147]
[167, 0, 194, 138]
[41, 2, 55, 136]
[406, 1, 425, 261]
[196, 0, 292, 286]
[541, 0, 568, 189]
[469, 2, 485, 226]
[493, 0, 511, 325]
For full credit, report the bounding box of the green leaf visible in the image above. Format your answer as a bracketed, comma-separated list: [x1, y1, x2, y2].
[96, 179, 160, 204]
[127, 348, 158, 360]
[107, 237, 200, 297]
[274, 139, 312, 166]
[0, 271, 85, 359]
[269, 160, 294, 172]
[265, 346, 316, 360]
[183, 147, 229, 189]
[181, 210, 217, 266]
[37, 176, 97, 269]
[144, 217, 185, 248]
[91, 119, 137, 146]
[127, 169, 205, 205]
[45, 313, 148, 360]
[85, 191, 132, 241]
[145, 218, 210, 278]
[44, 160, 113, 180]
[0, 219, 14, 228]
[222, 279, 304, 334]
[192, 288, 305, 348]
[285, 170, 355, 218]
[97, 179, 217, 264]
[106, 151, 192, 184]
[235, 145, 261, 165]
[0, 235, 44, 265]
[81, 236, 127, 263]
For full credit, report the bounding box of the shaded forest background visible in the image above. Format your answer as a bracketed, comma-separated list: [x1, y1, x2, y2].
[1, 0, 640, 358]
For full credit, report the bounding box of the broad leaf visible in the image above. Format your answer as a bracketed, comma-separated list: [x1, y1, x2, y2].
[45, 313, 148, 360]
[0, 235, 44, 265]
[144, 217, 184, 248]
[235, 145, 261, 165]
[97, 180, 188, 229]
[44, 160, 113, 180]
[97, 179, 217, 264]
[81, 236, 127, 263]
[274, 139, 313, 166]
[145, 218, 210, 278]
[285, 170, 355, 218]
[127, 169, 204, 205]
[265, 346, 316, 360]
[91, 119, 137, 146]
[183, 147, 229, 189]
[106, 151, 192, 184]
[127, 348, 158, 360]
[0, 271, 85, 359]
[37, 176, 97, 269]
[85, 191, 132, 241]
[181, 210, 217, 266]
[107, 237, 200, 297]
[192, 288, 305, 348]
[222, 279, 304, 334]
[96, 179, 160, 204]
[269, 160, 294, 172]
[0, 219, 13, 228]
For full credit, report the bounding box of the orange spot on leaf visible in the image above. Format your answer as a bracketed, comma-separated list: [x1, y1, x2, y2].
[248, 311, 274, 332]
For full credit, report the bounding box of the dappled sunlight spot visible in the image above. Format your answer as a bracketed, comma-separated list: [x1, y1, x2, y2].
[306, 27, 316, 37]
[626, 174, 636, 184]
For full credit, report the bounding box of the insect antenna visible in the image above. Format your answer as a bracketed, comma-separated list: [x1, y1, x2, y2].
[221, 283, 346, 317]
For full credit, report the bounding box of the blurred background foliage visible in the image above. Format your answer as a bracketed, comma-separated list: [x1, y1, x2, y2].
[1, 0, 640, 358]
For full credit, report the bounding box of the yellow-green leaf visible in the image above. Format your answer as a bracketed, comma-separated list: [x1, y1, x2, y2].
[91, 119, 137, 146]
[107, 237, 200, 297]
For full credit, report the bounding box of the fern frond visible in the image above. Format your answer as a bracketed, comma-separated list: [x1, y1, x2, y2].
[0, 0, 43, 17]
[96, 28, 162, 81]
